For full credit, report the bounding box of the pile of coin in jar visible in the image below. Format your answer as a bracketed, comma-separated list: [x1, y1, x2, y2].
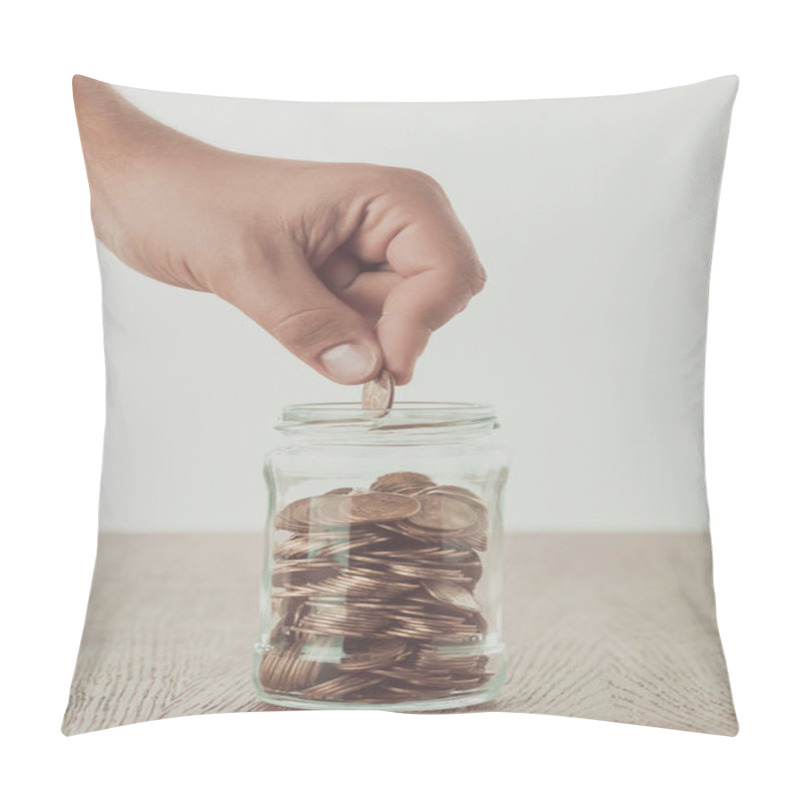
[259, 469, 493, 704]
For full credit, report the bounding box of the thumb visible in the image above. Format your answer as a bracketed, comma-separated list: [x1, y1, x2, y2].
[217, 246, 383, 384]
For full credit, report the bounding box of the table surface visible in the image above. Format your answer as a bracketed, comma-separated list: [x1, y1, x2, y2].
[62, 532, 738, 736]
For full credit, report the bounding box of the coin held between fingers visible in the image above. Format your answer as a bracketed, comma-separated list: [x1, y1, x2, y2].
[362, 369, 395, 414]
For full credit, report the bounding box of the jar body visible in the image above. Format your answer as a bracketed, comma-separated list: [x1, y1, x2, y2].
[253, 404, 508, 711]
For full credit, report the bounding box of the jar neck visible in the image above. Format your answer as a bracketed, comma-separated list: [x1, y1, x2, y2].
[275, 402, 499, 445]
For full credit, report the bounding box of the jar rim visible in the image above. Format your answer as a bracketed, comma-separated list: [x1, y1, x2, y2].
[276, 401, 497, 435]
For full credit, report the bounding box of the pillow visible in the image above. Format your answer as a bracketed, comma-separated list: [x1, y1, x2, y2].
[63, 75, 739, 735]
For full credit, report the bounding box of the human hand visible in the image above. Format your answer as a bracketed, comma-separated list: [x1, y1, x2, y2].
[73, 76, 486, 385]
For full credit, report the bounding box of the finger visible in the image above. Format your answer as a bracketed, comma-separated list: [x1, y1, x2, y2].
[316, 250, 362, 293]
[334, 270, 403, 324]
[317, 251, 402, 324]
[378, 222, 485, 385]
[217, 245, 383, 384]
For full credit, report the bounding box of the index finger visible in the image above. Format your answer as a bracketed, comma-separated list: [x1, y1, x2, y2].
[376, 219, 486, 385]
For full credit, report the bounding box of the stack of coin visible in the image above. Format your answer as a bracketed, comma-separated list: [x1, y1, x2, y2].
[259, 471, 494, 704]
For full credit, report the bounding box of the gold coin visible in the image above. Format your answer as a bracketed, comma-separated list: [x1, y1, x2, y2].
[374, 669, 463, 691]
[380, 683, 451, 699]
[417, 484, 486, 506]
[308, 568, 418, 598]
[421, 580, 482, 613]
[458, 553, 483, 584]
[369, 471, 436, 493]
[297, 609, 387, 637]
[307, 495, 354, 527]
[361, 369, 395, 415]
[273, 529, 351, 559]
[414, 646, 488, 675]
[460, 526, 488, 552]
[259, 645, 329, 692]
[385, 562, 472, 582]
[301, 673, 385, 701]
[312, 532, 394, 558]
[271, 563, 340, 589]
[275, 497, 315, 532]
[407, 494, 477, 531]
[343, 492, 421, 523]
[394, 520, 446, 541]
[338, 640, 412, 672]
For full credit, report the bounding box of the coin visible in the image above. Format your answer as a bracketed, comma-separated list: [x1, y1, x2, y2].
[421, 580, 482, 613]
[296, 604, 388, 637]
[259, 644, 330, 692]
[394, 518, 445, 539]
[338, 640, 413, 672]
[312, 531, 395, 559]
[414, 645, 489, 674]
[275, 497, 315, 532]
[307, 495, 355, 527]
[273, 530, 352, 559]
[301, 673, 385, 701]
[371, 666, 453, 689]
[458, 553, 483, 585]
[271, 560, 340, 588]
[362, 369, 394, 415]
[379, 683, 452, 699]
[417, 484, 486, 507]
[298, 567, 418, 598]
[407, 494, 477, 531]
[343, 492, 421, 523]
[369, 471, 436, 494]
[273, 555, 338, 569]
[384, 561, 474, 582]
[460, 532, 489, 550]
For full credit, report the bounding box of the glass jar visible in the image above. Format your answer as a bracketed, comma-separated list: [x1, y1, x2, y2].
[253, 402, 508, 711]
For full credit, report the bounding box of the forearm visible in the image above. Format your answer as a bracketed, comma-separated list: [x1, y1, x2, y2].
[73, 76, 207, 168]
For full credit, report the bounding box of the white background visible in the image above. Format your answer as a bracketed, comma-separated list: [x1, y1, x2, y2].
[2, 1, 798, 798]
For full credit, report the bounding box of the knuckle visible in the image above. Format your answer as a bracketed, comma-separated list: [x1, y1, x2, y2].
[468, 266, 488, 296]
[445, 258, 487, 301]
[455, 286, 476, 315]
[455, 250, 487, 297]
[389, 167, 446, 199]
[410, 169, 446, 195]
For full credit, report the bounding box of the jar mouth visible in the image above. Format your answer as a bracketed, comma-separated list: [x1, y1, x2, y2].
[277, 402, 497, 436]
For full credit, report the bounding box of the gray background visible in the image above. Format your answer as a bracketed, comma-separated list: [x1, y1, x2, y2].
[96, 76, 738, 534]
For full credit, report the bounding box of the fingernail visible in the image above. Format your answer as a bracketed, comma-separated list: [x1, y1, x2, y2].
[319, 343, 380, 384]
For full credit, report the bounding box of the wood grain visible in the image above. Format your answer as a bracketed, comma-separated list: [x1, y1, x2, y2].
[62, 532, 738, 736]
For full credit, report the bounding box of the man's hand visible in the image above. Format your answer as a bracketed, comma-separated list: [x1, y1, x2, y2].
[73, 76, 486, 385]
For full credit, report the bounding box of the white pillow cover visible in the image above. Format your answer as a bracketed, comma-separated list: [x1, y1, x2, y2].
[63, 76, 739, 736]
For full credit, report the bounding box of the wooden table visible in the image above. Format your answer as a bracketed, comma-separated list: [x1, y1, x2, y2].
[62, 533, 738, 736]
